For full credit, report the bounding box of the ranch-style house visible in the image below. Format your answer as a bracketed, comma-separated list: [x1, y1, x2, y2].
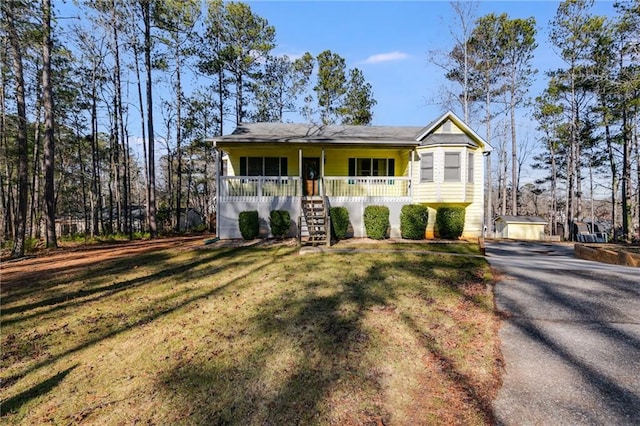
[211, 111, 492, 243]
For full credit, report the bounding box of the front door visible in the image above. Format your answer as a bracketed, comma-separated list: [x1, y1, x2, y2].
[302, 157, 320, 196]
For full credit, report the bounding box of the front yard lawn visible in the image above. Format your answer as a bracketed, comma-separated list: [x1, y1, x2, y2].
[1, 239, 500, 425]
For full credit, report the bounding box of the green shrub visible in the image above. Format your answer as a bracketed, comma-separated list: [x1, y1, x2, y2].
[190, 224, 208, 233]
[269, 210, 291, 238]
[436, 206, 466, 239]
[364, 205, 389, 240]
[133, 231, 151, 239]
[400, 204, 428, 239]
[329, 207, 350, 240]
[239, 211, 259, 240]
[25, 237, 41, 253]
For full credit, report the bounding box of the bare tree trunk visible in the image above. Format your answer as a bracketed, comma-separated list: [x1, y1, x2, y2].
[142, 0, 158, 237]
[76, 122, 89, 235]
[621, 104, 632, 241]
[132, 40, 148, 231]
[90, 66, 100, 237]
[175, 54, 183, 232]
[42, 0, 57, 248]
[111, 2, 130, 236]
[550, 143, 558, 236]
[29, 99, 42, 239]
[510, 84, 518, 216]
[635, 108, 639, 239]
[0, 60, 8, 241]
[484, 89, 492, 233]
[603, 106, 617, 240]
[6, 7, 28, 257]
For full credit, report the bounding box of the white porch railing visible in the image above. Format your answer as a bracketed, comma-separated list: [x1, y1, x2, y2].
[220, 176, 301, 200]
[324, 176, 411, 198]
[219, 176, 412, 200]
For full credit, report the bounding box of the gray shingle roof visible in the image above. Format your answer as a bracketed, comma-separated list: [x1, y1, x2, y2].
[215, 122, 424, 146]
[420, 133, 479, 148]
[211, 111, 491, 151]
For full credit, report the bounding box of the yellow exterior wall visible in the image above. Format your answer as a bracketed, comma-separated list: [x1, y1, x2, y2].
[410, 142, 485, 238]
[224, 146, 300, 176]
[222, 145, 411, 177]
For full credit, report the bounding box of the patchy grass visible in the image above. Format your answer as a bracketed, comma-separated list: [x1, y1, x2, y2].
[1, 239, 500, 425]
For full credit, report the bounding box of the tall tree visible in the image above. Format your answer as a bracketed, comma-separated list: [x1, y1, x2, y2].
[549, 0, 604, 238]
[314, 50, 347, 125]
[500, 16, 537, 215]
[220, 1, 275, 125]
[429, 0, 479, 122]
[140, 0, 158, 237]
[466, 13, 505, 221]
[155, 0, 199, 231]
[200, 0, 229, 135]
[2, 0, 31, 257]
[533, 91, 565, 236]
[338, 68, 377, 125]
[613, 0, 640, 240]
[252, 52, 314, 123]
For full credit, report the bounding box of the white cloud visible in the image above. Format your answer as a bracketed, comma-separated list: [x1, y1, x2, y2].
[364, 51, 410, 64]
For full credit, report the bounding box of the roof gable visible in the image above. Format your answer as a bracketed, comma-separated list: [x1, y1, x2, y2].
[416, 111, 492, 152]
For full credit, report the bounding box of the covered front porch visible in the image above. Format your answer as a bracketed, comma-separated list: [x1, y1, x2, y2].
[218, 146, 414, 202]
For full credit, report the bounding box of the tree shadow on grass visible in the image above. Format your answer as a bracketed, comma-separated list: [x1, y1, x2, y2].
[0, 365, 77, 417]
[1, 245, 256, 323]
[157, 261, 393, 424]
[3, 246, 294, 388]
[154, 250, 498, 424]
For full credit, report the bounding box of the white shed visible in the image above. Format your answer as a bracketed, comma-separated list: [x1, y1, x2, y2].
[494, 216, 547, 240]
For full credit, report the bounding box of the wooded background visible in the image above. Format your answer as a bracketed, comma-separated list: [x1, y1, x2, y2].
[1, 0, 638, 258]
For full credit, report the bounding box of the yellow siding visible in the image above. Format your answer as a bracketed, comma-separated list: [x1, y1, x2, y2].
[224, 146, 300, 176]
[412, 144, 485, 239]
[223, 145, 411, 177]
[412, 146, 479, 204]
[433, 119, 464, 134]
[503, 223, 545, 240]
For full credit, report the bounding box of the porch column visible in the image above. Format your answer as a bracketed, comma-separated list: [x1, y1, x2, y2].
[298, 148, 303, 196]
[409, 149, 414, 199]
[215, 144, 221, 237]
[320, 148, 325, 195]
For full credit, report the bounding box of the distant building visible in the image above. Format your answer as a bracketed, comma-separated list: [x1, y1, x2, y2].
[494, 216, 547, 240]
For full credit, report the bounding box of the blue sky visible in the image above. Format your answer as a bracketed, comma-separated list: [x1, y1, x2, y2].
[54, 0, 620, 187]
[244, 0, 619, 128]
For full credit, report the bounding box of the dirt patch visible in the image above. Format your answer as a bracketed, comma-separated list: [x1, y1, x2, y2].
[1, 235, 208, 288]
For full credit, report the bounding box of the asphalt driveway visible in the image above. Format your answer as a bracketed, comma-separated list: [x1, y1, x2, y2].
[487, 241, 640, 425]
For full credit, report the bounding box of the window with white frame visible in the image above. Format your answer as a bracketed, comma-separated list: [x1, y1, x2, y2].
[467, 152, 474, 183]
[420, 152, 433, 182]
[444, 152, 460, 182]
